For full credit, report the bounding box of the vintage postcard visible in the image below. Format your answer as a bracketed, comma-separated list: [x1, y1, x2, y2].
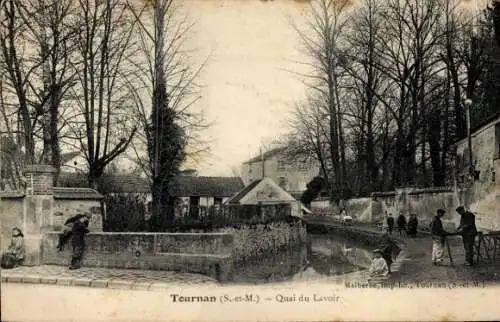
[1, 0, 500, 321]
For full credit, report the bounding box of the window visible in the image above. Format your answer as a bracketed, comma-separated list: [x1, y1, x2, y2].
[278, 177, 288, 190]
[298, 160, 308, 171]
[277, 159, 286, 171]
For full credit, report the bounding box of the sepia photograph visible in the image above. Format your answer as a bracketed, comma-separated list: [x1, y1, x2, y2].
[1, 0, 500, 321]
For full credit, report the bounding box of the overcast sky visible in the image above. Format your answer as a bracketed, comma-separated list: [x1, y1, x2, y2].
[180, 0, 311, 176]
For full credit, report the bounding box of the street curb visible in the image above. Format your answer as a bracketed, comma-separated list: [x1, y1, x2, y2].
[1, 273, 177, 292]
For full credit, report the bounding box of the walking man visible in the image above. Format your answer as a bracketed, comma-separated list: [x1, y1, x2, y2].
[69, 214, 90, 270]
[455, 206, 477, 266]
[430, 209, 449, 265]
[386, 214, 395, 235]
[397, 212, 407, 236]
[407, 214, 419, 237]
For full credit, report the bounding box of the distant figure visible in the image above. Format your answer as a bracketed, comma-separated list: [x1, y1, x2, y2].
[386, 214, 395, 235]
[407, 214, 419, 237]
[397, 213, 407, 236]
[69, 215, 90, 270]
[430, 209, 449, 265]
[369, 249, 389, 278]
[1, 227, 25, 269]
[455, 206, 477, 266]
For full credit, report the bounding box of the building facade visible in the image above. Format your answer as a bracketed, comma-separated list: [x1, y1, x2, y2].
[240, 147, 320, 197]
[455, 113, 500, 230]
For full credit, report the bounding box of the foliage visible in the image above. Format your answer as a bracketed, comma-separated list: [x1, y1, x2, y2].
[300, 176, 326, 207]
[287, 0, 500, 199]
[103, 193, 147, 232]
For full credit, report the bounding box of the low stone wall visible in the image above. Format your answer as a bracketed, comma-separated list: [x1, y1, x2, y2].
[309, 188, 460, 231]
[310, 198, 372, 223]
[42, 232, 233, 281]
[372, 188, 459, 230]
[217, 220, 307, 263]
[306, 223, 385, 249]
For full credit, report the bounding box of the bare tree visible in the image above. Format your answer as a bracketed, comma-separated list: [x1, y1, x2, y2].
[294, 0, 351, 201]
[125, 0, 207, 229]
[69, 0, 139, 188]
[0, 0, 36, 163]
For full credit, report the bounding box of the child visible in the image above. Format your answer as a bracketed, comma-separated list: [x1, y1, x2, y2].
[369, 249, 389, 278]
[378, 233, 400, 273]
[1, 227, 25, 268]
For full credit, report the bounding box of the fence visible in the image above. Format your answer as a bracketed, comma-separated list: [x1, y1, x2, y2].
[149, 203, 294, 232]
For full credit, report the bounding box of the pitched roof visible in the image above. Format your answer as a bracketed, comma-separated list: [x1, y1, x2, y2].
[225, 179, 263, 204]
[242, 147, 287, 164]
[99, 174, 150, 193]
[170, 176, 244, 197]
[53, 187, 103, 199]
[58, 172, 244, 197]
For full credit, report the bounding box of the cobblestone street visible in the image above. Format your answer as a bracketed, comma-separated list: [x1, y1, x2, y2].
[1, 265, 219, 291]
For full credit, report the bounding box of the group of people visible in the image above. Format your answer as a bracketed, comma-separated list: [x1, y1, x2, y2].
[385, 212, 419, 237]
[368, 205, 478, 279]
[1, 213, 90, 270]
[430, 206, 477, 266]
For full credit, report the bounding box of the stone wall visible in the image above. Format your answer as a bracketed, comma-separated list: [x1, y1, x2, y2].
[371, 188, 459, 230]
[42, 232, 233, 281]
[0, 165, 104, 265]
[0, 194, 24, 254]
[456, 119, 499, 205]
[455, 118, 500, 231]
[309, 188, 460, 231]
[53, 199, 103, 231]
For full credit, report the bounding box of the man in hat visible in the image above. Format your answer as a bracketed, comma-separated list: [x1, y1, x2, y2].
[430, 209, 449, 265]
[456, 206, 477, 266]
[69, 214, 90, 270]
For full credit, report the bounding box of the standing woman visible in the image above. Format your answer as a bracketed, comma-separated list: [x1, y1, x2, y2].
[397, 212, 407, 236]
[407, 214, 419, 237]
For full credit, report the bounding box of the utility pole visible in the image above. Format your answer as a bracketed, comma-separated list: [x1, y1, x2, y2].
[260, 146, 265, 179]
[464, 98, 473, 177]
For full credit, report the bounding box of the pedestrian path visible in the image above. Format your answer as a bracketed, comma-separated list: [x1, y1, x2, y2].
[304, 215, 500, 284]
[1, 265, 219, 291]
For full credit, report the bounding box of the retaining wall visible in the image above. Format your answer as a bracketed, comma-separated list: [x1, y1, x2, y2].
[42, 232, 234, 281]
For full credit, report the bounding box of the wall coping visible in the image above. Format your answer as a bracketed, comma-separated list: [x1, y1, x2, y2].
[53, 187, 104, 200]
[44, 231, 233, 236]
[407, 187, 454, 195]
[0, 191, 25, 199]
[371, 191, 396, 197]
[23, 164, 57, 174]
[371, 186, 453, 197]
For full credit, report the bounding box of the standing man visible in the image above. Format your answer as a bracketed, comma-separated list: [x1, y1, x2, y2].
[69, 214, 90, 270]
[430, 209, 450, 265]
[386, 213, 395, 235]
[407, 214, 419, 237]
[397, 212, 407, 236]
[456, 206, 477, 266]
